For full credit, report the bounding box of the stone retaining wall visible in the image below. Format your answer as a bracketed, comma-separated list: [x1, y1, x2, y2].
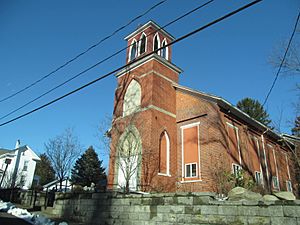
[52, 192, 300, 225]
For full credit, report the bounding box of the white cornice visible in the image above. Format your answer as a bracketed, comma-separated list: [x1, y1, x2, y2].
[116, 54, 182, 78]
[125, 20, 175, 41]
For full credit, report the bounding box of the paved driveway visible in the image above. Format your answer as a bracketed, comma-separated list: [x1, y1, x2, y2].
[0, 212, 32, 225]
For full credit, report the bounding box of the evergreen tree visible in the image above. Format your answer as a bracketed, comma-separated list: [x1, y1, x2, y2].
[292, 116, 300, 136]
[71, 146, 105, 187]
[237, 97, 272, 127]
[35, 153, 56, 185]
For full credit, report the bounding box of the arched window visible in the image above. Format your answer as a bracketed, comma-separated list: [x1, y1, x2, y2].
[161, 39, 168, 60]
[153, 33, 160, 54]
[123, 79, 141, 116]
[139, 33, 146, 55]
[117, 128, 141, 191]
[129, 40, 137, 61]
[159, 131, 170, 175]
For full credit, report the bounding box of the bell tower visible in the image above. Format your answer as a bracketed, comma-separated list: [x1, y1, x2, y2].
[107, 21, 182, 192]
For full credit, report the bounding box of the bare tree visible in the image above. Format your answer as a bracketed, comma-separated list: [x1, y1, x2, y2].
[1, 169, 24, 189]
[45, 128, 82, 189]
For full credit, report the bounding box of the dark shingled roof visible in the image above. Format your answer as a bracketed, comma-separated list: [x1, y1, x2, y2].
[0, 148, 13, 156]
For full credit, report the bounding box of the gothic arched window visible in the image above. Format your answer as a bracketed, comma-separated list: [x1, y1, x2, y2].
[129, 40, 137, 61]
[123, 79, 141, 116]
[139, 33, 146, 55]
[153, 33, 160, 54]
[161, 39, 168, 60]
[159, 131, 170, 175]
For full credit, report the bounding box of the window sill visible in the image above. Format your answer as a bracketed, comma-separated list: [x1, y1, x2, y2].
[158, 173, 171, 177]
[180, 179, 202, 183]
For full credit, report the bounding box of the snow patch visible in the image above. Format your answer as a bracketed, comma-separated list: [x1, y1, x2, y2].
[0, 199, 68, 225]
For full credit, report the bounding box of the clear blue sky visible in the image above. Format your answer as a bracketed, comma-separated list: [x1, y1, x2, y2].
[0, 0, 299, 169]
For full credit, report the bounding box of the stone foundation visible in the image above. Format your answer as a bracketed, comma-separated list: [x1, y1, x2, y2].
[51, 192, 300, 225]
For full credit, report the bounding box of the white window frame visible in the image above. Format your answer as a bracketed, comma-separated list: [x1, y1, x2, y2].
[272, 176, 279, 190]
[185, 163, 197, 178]
[226, 122, 242, 164]
[232, 163, 242, 177]
[286, 180, 293, 192]
[153, 33, 161, 55]
[23, 160, 29, 172]
[252, 136, 264, 186]
[255, 171, 262, 185]
[158, 131, 171, 177]
[138, 32, 147, 56]
[128, 39, 138, 62]
[160, 38, 169, 60]
[268, 144, 280, 191]
[180, 122, 201, 182]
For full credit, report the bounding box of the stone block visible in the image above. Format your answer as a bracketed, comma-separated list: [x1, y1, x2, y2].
[283, 206, 300, 217]
[138, 212, 151, 221]
[169, 205, 185, 214]
[200, 205, 218, 215]
[268, 205, 283, 217]
[157, 205, 171, 213]
[191, 205, 202, 214]
[164, 196, 177, 205]
[238, 206, 269, 217]
[247, 216, 270, 225]
[271, 217, 297, 225]
[176, 214, 192, 223]
[218, 205, 239, 215]
[177, 196, 193, 205]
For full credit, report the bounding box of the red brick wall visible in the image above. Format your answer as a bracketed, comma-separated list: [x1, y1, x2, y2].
[175, 89, 294, 193]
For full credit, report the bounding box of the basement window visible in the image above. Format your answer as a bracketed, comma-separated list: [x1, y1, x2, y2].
[185, 163, 197, 178]
[272, 176, 279, 190]
[232, 164, 242, 177]
[286, 180, 292, 192]
[255, 171, 262, 184]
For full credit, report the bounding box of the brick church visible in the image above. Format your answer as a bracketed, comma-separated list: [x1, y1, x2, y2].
[107, 21, 296, 193]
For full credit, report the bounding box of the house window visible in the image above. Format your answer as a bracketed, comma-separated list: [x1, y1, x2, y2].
[272, 176, 279, 189]
[153, 33, 160, 54]
[181, 122, 201, 181]
[23, 160, 29, 171]
[255, 171, 262, 184]
[139, 33, 146, 55]
[161, 39, 168, 60]
[129, 40, 137, 61]
[286, 180, 292, 192]
[20, 175, 26, 186]
[185, 163, 197, 178]
[158, 131, 170, 176]
[123, 79, 141, 116]
[232, 164, 242, 177]
[226, 123, 241, 164]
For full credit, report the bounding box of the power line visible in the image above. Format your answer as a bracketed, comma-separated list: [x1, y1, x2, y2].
[262, 11, 300, 107]
[0, 0, 215, 121]
[0, 0, 167, 104]
[0, 0, 262, 127]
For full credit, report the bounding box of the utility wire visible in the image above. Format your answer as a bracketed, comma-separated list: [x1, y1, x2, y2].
[0, 0, 262, 127]
[262, 11, 300, 106]
[0, 0, 214, 121]
[0, 0, 167, 104]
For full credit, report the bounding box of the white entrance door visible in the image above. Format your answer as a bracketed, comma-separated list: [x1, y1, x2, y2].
[117, 156, 138, 191]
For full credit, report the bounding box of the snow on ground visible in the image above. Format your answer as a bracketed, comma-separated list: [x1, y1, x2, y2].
[0, 199, 67, 225]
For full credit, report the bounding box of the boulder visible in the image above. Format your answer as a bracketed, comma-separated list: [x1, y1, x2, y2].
[228, 187, 262, 201]
[273, 191, 296, 200]
[262, 194, 279, 201]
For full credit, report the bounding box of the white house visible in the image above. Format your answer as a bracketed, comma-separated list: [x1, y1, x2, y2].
[0, 140, 40, 189]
